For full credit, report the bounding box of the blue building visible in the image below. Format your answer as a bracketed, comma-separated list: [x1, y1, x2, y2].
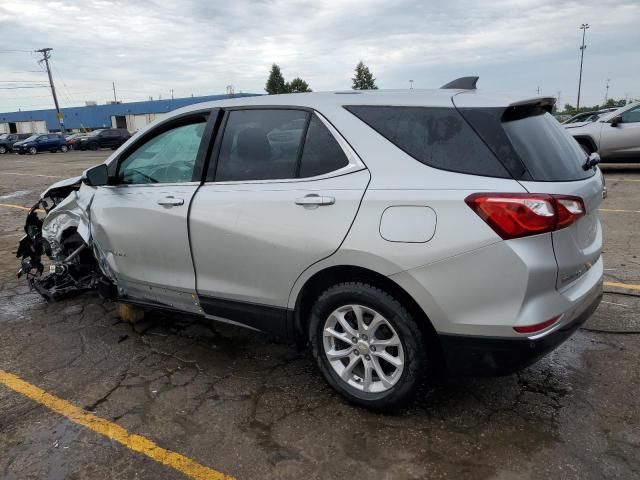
[0, 93, 259, 134]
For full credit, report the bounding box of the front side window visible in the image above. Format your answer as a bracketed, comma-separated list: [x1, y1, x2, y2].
[621, 105, 640, 123]
[117, 121, 206, 185]
[215, 109, 308, 182]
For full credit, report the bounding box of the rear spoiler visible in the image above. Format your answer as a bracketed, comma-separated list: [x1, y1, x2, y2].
[508, 97, 556, 113]
[503, 97, 556, 121]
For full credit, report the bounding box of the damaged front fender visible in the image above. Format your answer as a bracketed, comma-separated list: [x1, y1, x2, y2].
[16, 177, 115, 301]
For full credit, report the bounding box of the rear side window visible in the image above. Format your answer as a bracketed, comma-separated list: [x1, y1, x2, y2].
[460, 108, 593, 182]
[344, 105, 509, 178]
[299, 116, 349, 177]
[215, 109, 307, 182]
[212, 110, 350, 182]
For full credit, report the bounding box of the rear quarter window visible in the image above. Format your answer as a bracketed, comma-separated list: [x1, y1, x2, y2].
[459, 107, 594, 182]
[344, 105, 510, 178]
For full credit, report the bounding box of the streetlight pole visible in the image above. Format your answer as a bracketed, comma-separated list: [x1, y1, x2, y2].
[576, 23, 589, 111]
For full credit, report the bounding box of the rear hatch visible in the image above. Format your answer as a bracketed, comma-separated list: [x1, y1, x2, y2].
[454, 96, 604, 290]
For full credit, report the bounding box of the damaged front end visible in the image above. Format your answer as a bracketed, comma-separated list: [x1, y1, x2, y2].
[16, 176, 113, 301]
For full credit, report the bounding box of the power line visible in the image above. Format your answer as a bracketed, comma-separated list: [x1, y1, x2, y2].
[0, 85, 49, 90]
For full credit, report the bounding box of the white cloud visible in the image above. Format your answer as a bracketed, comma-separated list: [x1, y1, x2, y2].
[0, 0, 638, 111]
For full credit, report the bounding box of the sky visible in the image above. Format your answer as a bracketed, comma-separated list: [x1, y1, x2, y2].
[1, 0, 639, 113]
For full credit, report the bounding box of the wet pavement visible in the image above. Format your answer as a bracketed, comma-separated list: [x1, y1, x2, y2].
[0, 152, 639, 480]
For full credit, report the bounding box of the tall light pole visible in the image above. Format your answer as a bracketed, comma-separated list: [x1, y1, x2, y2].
[604, 78, 610, 104]
[36, 47, 65, 133]
[576, 23, 589, 111]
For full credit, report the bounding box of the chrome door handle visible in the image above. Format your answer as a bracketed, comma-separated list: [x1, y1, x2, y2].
[295, 194, 335, 206]
[157, 196, 184, 207]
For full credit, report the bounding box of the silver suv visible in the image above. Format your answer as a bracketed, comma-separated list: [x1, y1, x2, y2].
[565, 101, 640, 161]
[17, 78, 604, 409]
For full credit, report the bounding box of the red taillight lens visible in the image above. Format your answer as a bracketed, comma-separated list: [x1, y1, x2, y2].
[555, 195, 586, 228]
[465, 193, 585, 240]
[513, 315, 561, 334]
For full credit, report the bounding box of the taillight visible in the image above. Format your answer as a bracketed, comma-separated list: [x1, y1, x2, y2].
[465, 193, 585, 240]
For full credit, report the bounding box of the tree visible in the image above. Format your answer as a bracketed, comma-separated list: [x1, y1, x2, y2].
[352, 61, 378, 90]
[265, 64, 288, 94]
[287, 77, 312, 93]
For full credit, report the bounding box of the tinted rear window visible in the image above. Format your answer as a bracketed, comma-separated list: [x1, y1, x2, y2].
[459, 108, 593, 182]
[344, 105, 510, 178]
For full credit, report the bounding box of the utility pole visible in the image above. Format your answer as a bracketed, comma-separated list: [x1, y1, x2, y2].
[112, 81, 117, 103]
[36, 47, 65, 133]
[409, 80, 414, 90]
[576, 23, 589, 111]
[604, 78, 610, 104]
[170, 89, 174, 100]
[537, 86, 541, 95]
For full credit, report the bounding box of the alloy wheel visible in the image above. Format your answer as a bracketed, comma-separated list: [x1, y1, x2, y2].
[323, 304, 405, 393]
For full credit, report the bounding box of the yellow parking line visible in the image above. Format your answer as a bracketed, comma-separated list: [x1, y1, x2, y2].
[3, 172, 62, 178]
[0, 203, 32, 211]
[0, 369, 234, 480]
[604, 281, 640, 292]
[599, 208, 640, 214]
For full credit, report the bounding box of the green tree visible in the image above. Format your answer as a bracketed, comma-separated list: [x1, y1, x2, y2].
[265, 64, 288, 94]
[287, 77, 312, 93]
[352, 61, 378, 90]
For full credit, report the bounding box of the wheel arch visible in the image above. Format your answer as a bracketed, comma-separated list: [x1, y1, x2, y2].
[292, 264, 443, 361]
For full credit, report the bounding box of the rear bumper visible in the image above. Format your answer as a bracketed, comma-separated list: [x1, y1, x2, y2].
[439, 287, 602, 376]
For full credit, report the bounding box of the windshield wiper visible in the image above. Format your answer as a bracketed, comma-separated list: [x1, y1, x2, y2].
[583, 152, 601, 170]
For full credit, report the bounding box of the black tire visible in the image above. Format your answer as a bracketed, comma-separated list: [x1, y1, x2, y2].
[88, 142, 99, 151]
[60, 145, 69, 153]
[0, 145, 7, 154]
[28, 147, 37, 155]
[309, 282, 429, 411]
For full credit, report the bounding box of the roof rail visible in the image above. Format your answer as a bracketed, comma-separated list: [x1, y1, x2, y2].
[440, 76, 479, 90]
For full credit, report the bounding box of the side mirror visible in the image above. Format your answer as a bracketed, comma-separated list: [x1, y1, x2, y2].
[83, 164, 109, 187]
[610, 116, 622, 127]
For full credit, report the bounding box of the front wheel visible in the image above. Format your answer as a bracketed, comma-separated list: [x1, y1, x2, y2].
[0, 146, 6, 154]
[89, 142, 99, 151]
[309, 282, 429, 410]
[28, 147, 37, 155]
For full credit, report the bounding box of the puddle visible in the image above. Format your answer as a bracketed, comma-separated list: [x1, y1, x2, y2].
[0, 190, 32, 200]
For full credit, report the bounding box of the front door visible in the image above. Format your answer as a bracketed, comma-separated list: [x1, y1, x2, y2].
[189, 108, 369, 334]
[90, 113, 212, 312]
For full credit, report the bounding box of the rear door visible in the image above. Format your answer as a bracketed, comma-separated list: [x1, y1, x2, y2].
[455, 99, 604, 290]
[189, 108, 369, 334]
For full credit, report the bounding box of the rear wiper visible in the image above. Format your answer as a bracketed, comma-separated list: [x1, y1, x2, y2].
[583, 152, 601, 170]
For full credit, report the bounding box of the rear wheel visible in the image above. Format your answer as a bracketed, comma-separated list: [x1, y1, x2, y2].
[60, 145, 69, 153]
[309, 282, 429, 410]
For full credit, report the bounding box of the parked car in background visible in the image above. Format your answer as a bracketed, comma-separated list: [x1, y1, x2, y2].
[17, 81, 604, 409]
[65, 133, 86, 150]
[0, 133, 32, 154]
[565, 102, 640, 161]
[75, 128, 130, 151]
[562, 108, 618, 128]
[12, 133, 69, 154]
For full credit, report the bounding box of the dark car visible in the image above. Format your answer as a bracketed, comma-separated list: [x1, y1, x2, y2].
[76, 128, 130, 151]
[12, 134, 69, 154]
[0, 133, 32, 154]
